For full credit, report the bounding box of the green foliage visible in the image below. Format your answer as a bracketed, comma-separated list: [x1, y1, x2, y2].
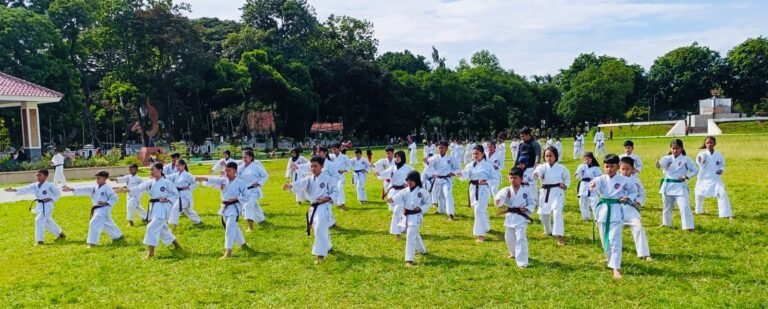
[556, 58, 635, 124]
[717, 120, 768, 134]
[726, 36, 768, 109]
[625, 105, 650, 121]
[377, 50, 429, 74]
[0, 119, 10, 151]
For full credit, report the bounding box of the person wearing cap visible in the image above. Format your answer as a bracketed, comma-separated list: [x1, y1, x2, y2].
[163, 153, 181, 176]
[458, 144, 500, 242]
[618, 140, 643, 177]
[285, 148, 310, 204]
[425, 141, 462, 221]
[63, 171, 123, 248]
[111, 164, 147, 226]
[212, 150, 236, 176]
[5, 169, 66, 245]
[50, 148, 67, 186]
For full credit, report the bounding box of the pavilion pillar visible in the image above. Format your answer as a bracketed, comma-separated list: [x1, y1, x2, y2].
[20, 102, 42, 161]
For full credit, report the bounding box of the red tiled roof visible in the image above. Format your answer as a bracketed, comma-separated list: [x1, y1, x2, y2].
[0, 72, 64, 98]
[247, 111, 276, 132]
[310, 122, 343, 133]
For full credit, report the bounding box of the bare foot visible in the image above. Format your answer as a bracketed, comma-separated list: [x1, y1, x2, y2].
[405, 261, 415, 267]
[395, 234, 401, 241]
[314, 256, 325, 264]
[476, 236, 485, 243]
[518, 265, 527, 269]
[246, 227, 253, 233]
[35, 241, 44, 246]
[128, 221, 134, 227]
[641, 256, 653, 261]
[685, 229, 695, 232]
[557, 236, 565, 246]
[448, 214, 455, 221]
[507, 254, 515, 259]
[56, 233, 66, 240]
[613, 269, 623, 279]
[87, 244, 96, 249]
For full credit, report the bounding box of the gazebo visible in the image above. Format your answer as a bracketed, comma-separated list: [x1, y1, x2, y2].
[0, 72, 63, 161]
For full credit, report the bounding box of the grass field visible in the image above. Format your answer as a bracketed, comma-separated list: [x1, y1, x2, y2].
[600, 124, 674, 138]
[717, 120, 768, 134]
[1, 135, 767, 307]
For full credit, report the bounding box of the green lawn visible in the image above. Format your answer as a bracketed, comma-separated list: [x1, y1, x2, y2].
[600, 123, 674, 138]
[1, 136, 767, 307]
[717, 120, 768, 134]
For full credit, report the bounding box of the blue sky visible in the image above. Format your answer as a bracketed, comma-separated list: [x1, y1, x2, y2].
[183, 0, 767, 76]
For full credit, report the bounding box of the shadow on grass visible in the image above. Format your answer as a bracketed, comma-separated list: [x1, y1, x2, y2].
[329, 248, 402, 264]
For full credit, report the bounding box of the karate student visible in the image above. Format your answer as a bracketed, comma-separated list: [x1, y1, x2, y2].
[694, 136, 733, 218]
[330, 143, 350, 210]
[619, 140, 643, 177]
[517, 156, 537, 205]
[589, 154, 637, 279]
[283, 156, 338, 264]
[458, 145, 500, 242]
[119, 163, 181, 259]
[420, 154, 437, 211]
[5, 169, 66, 245]
[373, 147, 396, 200]
[494, 167, 536, 268]
[619, 156, 651, 260]
[196, 162, 251, 259]
[211, 150, 236, 175]
[553, 138, 563, 161]
[167, 159, 202, 228]
[573, 132, 584, 160]
[163, 153, 181, 176]
[238, 150, 269, 231]
[50, 149, 67, 186]
[574, 152, 602, 221]
[486, 141, 505, 199]
[532, 146, 571, 246]
[388, 170, 430, 266]
[408, 140, 418, 164]
[63, 171, 123, 248]
[426, 141, 461, 220]
[111, 164, 147, 226]
[285, 148, 310, 204]
[594, 128, 607, 158]
[655, 139, 698, 231]
[383, 151, 414, 239]
[350, 148, 371, 204]
[464, 140, 474, 165]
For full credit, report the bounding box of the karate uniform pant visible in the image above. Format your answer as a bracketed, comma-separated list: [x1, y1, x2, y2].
[404, 220, 426, 261]
[169, 197, 202, 225]
[243, 198, 266, 223]
[88, 212, 123, 245]
[595, 145, 607, 158]
[573, 147, 582, 160]
[539, 196, 565, 236]
[409, 150, 417, 165]
[223, 215, 245, 249]
[125, 196, 147, 222]
[336, 178, 346, 205]
[434, 181, 455, 215]
[311, 204, 332, 256]
[624, 218, 650, 257]
[143, 217, 176, 247]
[695, 187, 732, 217]
[354, 173, 367, 201]
[470, 186, 491, 236]
[34, 209, 63, 242]
[662, 194, 695, 229]
[505, 224, 529, 267]
[597, 220, 623, 269]
[53, 166, 67, 185]
[390, 203, 404, 235]
[578, 195, 596, 220]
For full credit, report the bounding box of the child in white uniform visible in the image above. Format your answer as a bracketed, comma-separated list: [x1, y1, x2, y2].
[382, 151, 414, 239]
[350, 148, 371, 204]
[694, 136, 733, 218]
[574, 152, 601, 221]
[285, 148, 310, 204]
[112, 164, 147, 226]
[388, 171, 431, 266]
[619, 156, 651, 260]
[5, 169, 66, 245]
[167, 159, 202, 228]
[458, 145, 500, 242]
[197, 162, 251, 259]
[494, 167, 536, 268]
[532, 146, 571, 246]
[64, 171, 123, 247]
[619, 140, 643, 177]
[655, 139, 698, 231]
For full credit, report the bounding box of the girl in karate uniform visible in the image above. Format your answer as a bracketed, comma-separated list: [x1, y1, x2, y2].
[655, 139, 698, 231]
[574, 152, 601, 221]
[694, 136, 733, 219]
[388, 171, 431, 266]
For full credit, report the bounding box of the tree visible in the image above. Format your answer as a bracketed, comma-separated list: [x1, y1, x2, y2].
[240, 0, 318, 58]
[431, 46, 445, 69]
[377, 50, 429, 74]
[556, 59, 635, 124]
[470, 49, 501, 71]
[648, 42, 727, 112]
[726, 36, 768, 109]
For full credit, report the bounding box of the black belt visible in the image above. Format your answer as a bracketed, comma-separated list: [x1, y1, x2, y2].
[541, 184, 560, 203]
[247, 184, 259, 190]
[176, 188, 189, 212]
[53, 164, 62, 167]
[147, 198, 160, 222]
[404, 208, 421, 215]
[90, 205, 107, 219]
[354, 169, 366, 173]
[521, 182, 529, 186]
[353, 169, 366, 184]
[30, 199, 48, 216]
[429, 175, 451, 192]
[220, 200, 240, 228]
[307, 202, 322, 236]
[469, 180, 487, 201]
[383, 184, 406, 198]
[577, 177, 592, 197]
[506, 207, 534, 223]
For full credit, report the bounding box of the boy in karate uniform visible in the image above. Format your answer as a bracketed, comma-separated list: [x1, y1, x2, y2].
[63, 171, 123, 248]
[5, 169, 66, 245]
[619, 156, 652, 260]
[350, 148, 371, 204]
[593, 128, 607, 158]
[111, 164, 147, 226]
[50, 149, 67, 186]
[373, 147, 396, 200]
[283, 156, 338, 264]
[619, 140, 643, 177]
[330, 144, 350, 210]
[426, 141, 461, 221]
[589, 154, 637, 279]
[163, 153, 180, 176]
[494, 167, 535, 268]
[197, 162, 251, 259]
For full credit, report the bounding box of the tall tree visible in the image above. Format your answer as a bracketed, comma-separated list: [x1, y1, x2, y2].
[726, 36, 768, 110]
[556, 59, 635, 124]
[377, 50, 429, 74]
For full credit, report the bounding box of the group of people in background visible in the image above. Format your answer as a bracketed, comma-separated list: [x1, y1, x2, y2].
[4, 128, 733, 278]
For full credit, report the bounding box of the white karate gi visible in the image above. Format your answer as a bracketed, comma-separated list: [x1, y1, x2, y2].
[532, 162, 571, 236]
[166, 171, 202, 225]
[329, 153, 350, 206]
[350, 157, 371, 201]
[211, 157, 236, 175]
[162, 162, 176, 176]
[50, 153, 67, 186]
[382, 164, 414, 234]
[494, 185, 536, 267]
[590, 174, 637, 270]
[114, 174, 147, 222]
[427, 154, 461, 216]
[593, 131, 606, 158]
[658, 154, 698, 229]
[238, 161, 269, 223]
[623, 176, 650, 257]
[619, 153, 644, 176]
[573, 134, 584, 160]
[128, 177, 179, 247]
[13, 181, 63, 242]
[574, 164, 602, 220]
[694, 150, 732, 217]
[285, 156, 310, 202]
[391, 187, 430, 261]
[204, 177, 248, 249]
[290, 173, 338, 256]
[486, 150, 505, 199]
[73, 184, 122, 245]
[460, 159, 500, 236]
[408, 142, 417, 164]
[373, 158, 395, 199]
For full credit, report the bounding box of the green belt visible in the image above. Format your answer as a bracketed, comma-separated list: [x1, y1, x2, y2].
[594, 198, 624, 253]
[659, 177, 685, 188]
